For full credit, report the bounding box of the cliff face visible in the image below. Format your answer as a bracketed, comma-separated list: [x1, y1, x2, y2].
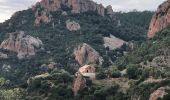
[33, 0, 113, 25]
[148, 0, 170, 38]
[73, 43, 103, 66]
[0, 31, 43, 59]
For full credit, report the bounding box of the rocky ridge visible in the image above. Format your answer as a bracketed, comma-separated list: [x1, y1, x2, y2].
[33, 0, 113, 25]
[73, 43, 103, 66]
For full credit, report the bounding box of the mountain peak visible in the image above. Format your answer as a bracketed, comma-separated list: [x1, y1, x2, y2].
[32, 0, 113, 25]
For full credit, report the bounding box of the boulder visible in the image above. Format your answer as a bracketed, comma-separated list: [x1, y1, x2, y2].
[0, 31, 43, 59]
[73, 43, 103, 65]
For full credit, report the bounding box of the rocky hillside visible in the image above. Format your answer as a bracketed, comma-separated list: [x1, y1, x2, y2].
[148, 0, 170, 38]
[0, 0, 156, 99]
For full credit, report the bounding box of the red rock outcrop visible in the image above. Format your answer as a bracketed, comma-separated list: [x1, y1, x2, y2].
[0, 31, 43, 59]
[73, 43, 103, 66]
[149, 86, 170, 100]
[148, 0, 170, 38]
[73, 72, 86, 95]
[66, 20, 80, 31]
[33, 0, 113, 25]
[34, 9, 52, 25]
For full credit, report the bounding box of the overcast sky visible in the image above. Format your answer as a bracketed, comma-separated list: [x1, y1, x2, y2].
[0, 0, 166, 23]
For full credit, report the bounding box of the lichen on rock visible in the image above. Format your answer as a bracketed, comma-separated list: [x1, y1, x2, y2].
[148, 0, 170, 38]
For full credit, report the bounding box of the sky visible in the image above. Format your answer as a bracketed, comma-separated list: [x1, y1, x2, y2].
[0, 0, 166, 23]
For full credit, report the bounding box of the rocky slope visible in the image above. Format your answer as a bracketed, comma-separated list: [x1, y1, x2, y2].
[149, 86, 170, 100]
[33, 0, 113, 25]
[103, 35, 127, 50]
[0, 31, 43, 59]
[148, 0, 170, 38]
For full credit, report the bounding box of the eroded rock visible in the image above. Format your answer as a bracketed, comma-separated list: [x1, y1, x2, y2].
[103, 35, 127, 50]
[148, 0, 170, 38]
[106, 5, 114, 15]
[0, 31, 43, 59]
[73, 43, 103, 66]
[73, 72, 86, 95]
[33, 0, 113, 25]
[149, 86, 170, 100]
[66, 20, 80, 31]
[0, 52, 8, 59]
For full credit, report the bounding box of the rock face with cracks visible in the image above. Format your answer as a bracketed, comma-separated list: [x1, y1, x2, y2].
[33, 0, 113, 25]
[148, 0, 170, 38]
[0, 31, 43, 59]
[66, 20, 80, 31]
[73, 43, 103, 66]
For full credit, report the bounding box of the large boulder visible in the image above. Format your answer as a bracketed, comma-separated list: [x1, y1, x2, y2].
[73, 43, 103, 66]
[148, 0, 170, 38]
[66, 20, 80, 31]
[0, 31, 43, 59]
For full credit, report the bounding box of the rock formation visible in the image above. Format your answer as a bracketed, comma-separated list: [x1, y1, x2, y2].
[0, 52, 8, 59]
[148, 0, 170, 38]
[34, 9, 52, 25]
[106, 5, 113, 15]
[0, 31, 43, 59]
[149, 86, 170, 100]
[73, 72, 86, 95]
[103, 35, 127, 50]
[33, 0, 113, 25]
[66, 20, 80, 31]
[73, 43, 103, 66]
